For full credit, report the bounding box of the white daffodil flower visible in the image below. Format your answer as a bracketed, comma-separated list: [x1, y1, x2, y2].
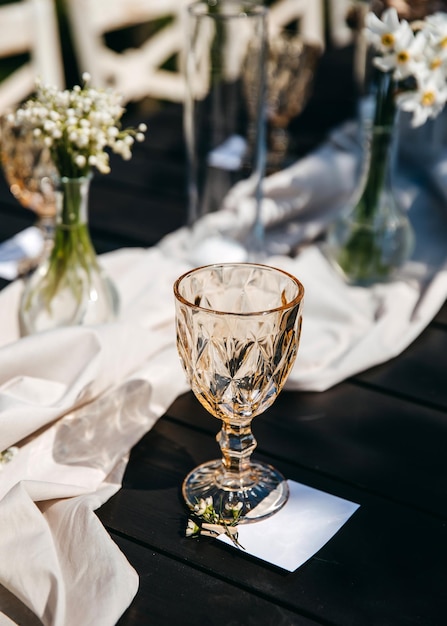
[357, 9, 447, 138]
[373, 27, 427, 80]
[425, 11, 447, 41]
[396, 74, 447, 126]
[365, 8, 409, 54]
[418, 44, 447, 81]
[423, 12, 447, 67]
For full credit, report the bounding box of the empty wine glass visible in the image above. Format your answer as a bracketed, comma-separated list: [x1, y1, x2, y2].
[266, 28, 321, 172]
[174, 262, 304, 522]
[0, 113, 57, 268]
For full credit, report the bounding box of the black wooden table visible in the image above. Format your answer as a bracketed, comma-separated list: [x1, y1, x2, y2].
[0, 93, 446, 625]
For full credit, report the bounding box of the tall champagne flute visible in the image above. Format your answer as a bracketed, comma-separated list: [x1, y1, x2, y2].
[0, 113, 57, 265]
[174, 262, 304, 522]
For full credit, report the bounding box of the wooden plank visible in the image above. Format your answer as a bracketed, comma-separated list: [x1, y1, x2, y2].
[353, 325, 447, 410]
[166, 386, 447, 518]
[88, 179, 187, 247]
[433, 300, 447, 326]
[113, 534, 322, 626]
[98, 418, 447, 626]
[102, 144, 186, 197]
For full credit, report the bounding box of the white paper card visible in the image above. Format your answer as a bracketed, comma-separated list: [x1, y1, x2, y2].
[219, 480, 360, 571]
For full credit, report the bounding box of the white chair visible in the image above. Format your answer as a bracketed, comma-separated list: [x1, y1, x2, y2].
[268, 0, 325, 49]
[0, 0, 64, 113]
[65, 0, 191, 104]
[270, 0, 361, 50]
[65, 0, 327, 105]
[327, 0, 358, 48]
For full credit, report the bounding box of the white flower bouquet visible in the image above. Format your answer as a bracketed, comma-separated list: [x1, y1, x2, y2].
[366, 7, 447, 126]
[16, 75, 147, 334]
[11, 73, 146, 178]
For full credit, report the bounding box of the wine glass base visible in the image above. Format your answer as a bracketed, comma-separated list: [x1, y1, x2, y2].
[182, 459, 289, 523]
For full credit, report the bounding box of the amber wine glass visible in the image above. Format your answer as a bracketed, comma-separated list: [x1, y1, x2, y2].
[174, 263, 304, 522]
[265, 29, 321, 173]
[0, 114, 57, 255]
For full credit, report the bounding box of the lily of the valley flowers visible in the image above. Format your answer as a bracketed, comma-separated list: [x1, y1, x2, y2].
[10, 73, 147, 178]
[365, 8, 447, 126]
[186, 496, 245, 549]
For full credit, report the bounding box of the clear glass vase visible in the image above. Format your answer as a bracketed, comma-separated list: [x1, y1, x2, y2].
[18, 176, 119, 335]
[325, 72, 415, 286]
[183, 0, 268, 265]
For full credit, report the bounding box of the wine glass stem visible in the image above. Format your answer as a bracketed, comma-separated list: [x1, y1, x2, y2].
[216, 420, 257, 487]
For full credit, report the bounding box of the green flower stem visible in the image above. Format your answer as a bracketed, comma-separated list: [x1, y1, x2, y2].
[356, 71, 396, 221]
[186, 496, 245, 549]
[335, 70, 402, 283]
[19, 173, 119, 334]
[39, 177, 99, 309]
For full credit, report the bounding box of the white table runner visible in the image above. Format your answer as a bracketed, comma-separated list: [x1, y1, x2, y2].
[0, 119, 447, 623]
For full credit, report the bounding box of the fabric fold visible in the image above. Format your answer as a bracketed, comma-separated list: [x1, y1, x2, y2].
[1, 120, 447, 624]
[0, 252, 190, 624]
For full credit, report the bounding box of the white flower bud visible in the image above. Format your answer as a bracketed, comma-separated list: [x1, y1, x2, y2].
[74, 154, 87, 168]
[186, 520, 199, 537]
[76, 133, 89, 147]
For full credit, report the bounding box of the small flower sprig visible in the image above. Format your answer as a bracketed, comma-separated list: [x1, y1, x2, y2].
[186, 496, 245, 550]
[365, 8, 447, 126]
[10, 73, 147, 178]
[0, 446, 18, 469]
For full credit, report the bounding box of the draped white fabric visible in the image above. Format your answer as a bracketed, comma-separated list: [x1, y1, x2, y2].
[1, 119, 447, 623]
[0, 251, 190, 626]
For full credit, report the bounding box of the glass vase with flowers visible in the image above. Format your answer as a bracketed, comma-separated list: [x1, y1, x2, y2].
[326, 8, 447, 284]
[12, 74, 146, 335]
